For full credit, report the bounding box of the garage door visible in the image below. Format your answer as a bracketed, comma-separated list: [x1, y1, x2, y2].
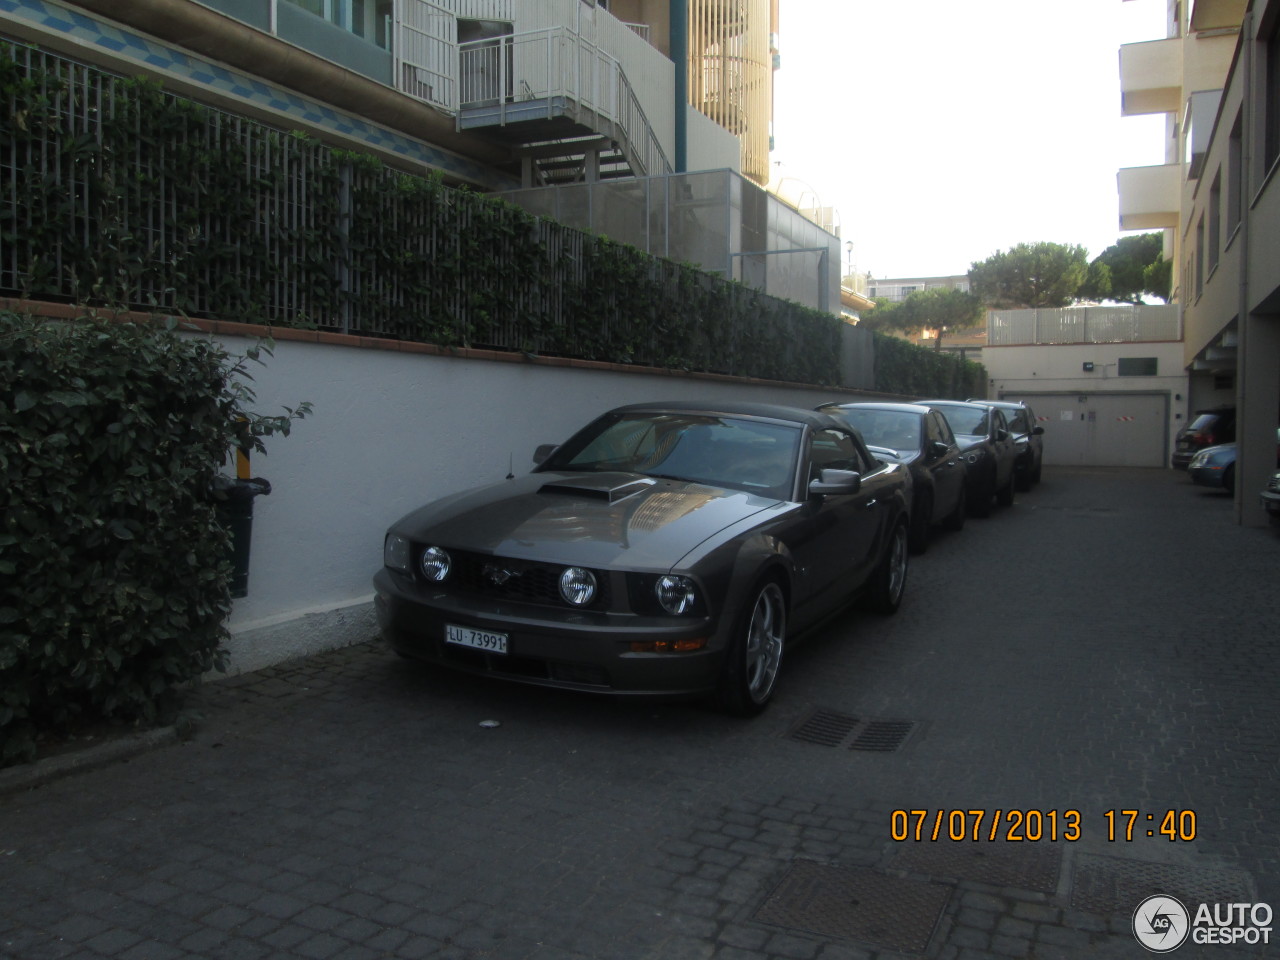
[999, 392, 1169, 467]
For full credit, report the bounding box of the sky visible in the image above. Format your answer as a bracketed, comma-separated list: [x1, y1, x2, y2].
[769, 0, 1170, 281]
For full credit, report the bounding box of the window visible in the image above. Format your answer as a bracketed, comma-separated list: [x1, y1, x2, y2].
[1208, 172, 1221, 273]
[1117, 357, 1159, 376]
[808, 429, 860, 479]
[1228, 112, 1243, 237]
[1194, 216, 1205, 299]
[1266, 23, 1280, 173]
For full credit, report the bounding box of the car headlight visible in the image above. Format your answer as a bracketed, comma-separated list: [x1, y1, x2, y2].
[1189, 452, 1208, 468]
[655, 575, 698, 615]
[420, 546, 452, 582]
[559, 567, 597, 606]
[384, 533, 411, 574]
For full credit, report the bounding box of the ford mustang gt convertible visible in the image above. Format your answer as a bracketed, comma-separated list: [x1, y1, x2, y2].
[374, 401, 911, 715]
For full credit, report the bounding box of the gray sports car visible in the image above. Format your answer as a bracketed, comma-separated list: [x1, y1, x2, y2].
[373, 401, 911, 715]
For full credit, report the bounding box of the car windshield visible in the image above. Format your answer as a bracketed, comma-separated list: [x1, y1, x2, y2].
[830, 409, 920, 454]
[543, 413, 801, 498]
[938, 406, 988, 436]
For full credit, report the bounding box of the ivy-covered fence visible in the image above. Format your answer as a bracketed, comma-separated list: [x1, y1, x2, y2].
[0, 41, 846, 386]
[873, 334, 986, 399]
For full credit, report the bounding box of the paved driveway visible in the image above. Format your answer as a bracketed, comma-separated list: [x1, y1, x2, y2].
[2, 467, 1277, 959]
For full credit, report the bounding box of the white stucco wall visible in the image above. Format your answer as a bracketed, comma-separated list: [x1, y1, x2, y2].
[216, 334, 887, 672]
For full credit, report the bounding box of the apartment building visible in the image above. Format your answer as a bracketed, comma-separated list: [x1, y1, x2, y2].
[1118, 0, 1280, 524]
[1, 0, 839, 310]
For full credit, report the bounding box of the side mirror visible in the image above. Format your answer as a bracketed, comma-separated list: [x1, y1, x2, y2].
[1033, 426, 1045, 436]
[809, 468, 861, 496]
[931, 441, 951, 459]
[532, 443, 558, 465]
[996, 429, 1010, 442]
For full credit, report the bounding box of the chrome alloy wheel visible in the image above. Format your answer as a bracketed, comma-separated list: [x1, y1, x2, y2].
[744, 582, 786, 704]
[885, 523, 908, 607]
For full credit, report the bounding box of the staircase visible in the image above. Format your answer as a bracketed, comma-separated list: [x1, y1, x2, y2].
[455, 27, 671, 187]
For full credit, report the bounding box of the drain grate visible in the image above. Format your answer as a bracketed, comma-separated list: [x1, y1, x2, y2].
[1071, 855, 1255, 916]
[755, 859, 951, 954]
[787, 710, 917, 752]
[788, 710, 861, 746]
[892, 840, 1063, 893]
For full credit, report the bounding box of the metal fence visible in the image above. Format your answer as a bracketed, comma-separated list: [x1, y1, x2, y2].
[987, 305, 1182, 345]
[0, 40, 842, 382]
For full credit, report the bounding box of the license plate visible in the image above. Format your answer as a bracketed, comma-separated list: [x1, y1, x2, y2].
[446, 624, 508, 655]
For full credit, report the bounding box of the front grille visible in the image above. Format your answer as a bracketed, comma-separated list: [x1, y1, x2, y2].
[443, 549, 613, 610]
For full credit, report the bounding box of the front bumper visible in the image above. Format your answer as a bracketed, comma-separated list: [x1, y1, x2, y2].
[1188, 464, 1228, 488]
[373, 568, 726, 697]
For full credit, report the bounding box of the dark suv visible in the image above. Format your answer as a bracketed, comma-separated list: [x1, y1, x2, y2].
[1172, 407, 1236, 469]
[969, 399, 1044, 490]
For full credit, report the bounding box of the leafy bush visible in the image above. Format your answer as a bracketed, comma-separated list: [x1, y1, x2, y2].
[0, 310, 307, 765]
[872, 333, 987, 399]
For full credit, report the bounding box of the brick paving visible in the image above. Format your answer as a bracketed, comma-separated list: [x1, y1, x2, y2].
[1, 467, 1277, 959]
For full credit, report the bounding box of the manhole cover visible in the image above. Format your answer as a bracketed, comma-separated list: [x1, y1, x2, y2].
[1071, 854, 1254, 916]
[754, 859, 951, 954]
[892, 841, 1063, 893]
[787, 710, 918, 752]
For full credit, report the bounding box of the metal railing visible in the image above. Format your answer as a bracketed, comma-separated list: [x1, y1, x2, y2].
[456, 27, 670, 177]
[987, 305, 1183, 345]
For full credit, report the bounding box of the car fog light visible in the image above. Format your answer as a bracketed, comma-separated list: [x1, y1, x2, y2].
[420, 546, 452, 582]
[656, 575, 697, 615]
[384, 534, 411, 573]
[559, 567, 597, 606]
[630, 638, 708, 653]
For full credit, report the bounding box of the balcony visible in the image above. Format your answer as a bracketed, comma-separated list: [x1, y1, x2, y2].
[1120, 33, 1237, 117]
[1189, 0, 1246, 32]
[1118, 163, 1181, 229]
[1120, 38, 1180, 116]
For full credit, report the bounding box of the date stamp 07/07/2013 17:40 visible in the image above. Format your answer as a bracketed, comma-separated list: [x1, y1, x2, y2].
[890, 809, 1199, 843]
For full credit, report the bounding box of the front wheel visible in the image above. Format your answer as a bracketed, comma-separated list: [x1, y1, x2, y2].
[717, 579, 786, 716]
[864, 520, 909, 615]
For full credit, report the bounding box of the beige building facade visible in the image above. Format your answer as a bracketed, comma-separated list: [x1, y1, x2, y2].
[1118, 0, 1280, 523]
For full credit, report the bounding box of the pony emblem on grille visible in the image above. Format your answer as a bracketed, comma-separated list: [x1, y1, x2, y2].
[483, 563, 523, 586]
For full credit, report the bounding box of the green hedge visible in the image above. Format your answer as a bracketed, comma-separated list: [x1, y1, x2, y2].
[872, 333, 987, 399]
[0, 310, 304, 765]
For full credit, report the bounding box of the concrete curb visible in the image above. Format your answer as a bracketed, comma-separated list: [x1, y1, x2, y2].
[0, 727, 179, 797]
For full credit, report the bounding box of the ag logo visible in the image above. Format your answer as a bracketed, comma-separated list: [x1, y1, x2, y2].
[1133, 895, 1190, 953]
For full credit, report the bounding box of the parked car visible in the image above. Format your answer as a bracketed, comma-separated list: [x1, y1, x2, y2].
[968, 398, 1044, 491]
[373, 402, 912, 716]
[816, 401, 967, 553]
[1173, 407, 1236, 469]
[1188, 443, 1238, 493]
[1261, 471, 1280, 523]
[919, 400, 1018, 517]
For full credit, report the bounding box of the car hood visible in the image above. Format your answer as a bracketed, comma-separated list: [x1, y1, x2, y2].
[391, 471, 782, 570]
[1193, 442, 1236, 460]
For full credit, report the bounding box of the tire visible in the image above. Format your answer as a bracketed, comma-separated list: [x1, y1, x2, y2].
[943, 484, 967, 532]
[864, 520, 909, 615]
[717, 579, 786, 716]
[996, 469, 1016, 507]
[908, 491, 931, 555]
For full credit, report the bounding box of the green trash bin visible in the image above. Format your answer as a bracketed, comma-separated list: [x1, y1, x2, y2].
[214, 477, 271, 599]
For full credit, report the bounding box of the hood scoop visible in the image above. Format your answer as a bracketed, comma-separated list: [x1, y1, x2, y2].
[538, 473, 657, 503]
